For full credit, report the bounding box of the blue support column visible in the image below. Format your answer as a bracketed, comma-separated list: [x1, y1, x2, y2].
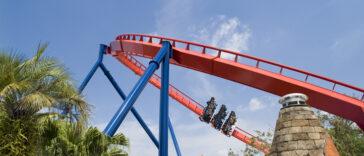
[169, 118, 182, 156]
[99, 63, 159, 148]
[159, 42, 172, 156]
[78, 44, 106, 92]
[104, 42, 172, 136]
[73, 44, 106, 121]
[79, 42, 180, 155]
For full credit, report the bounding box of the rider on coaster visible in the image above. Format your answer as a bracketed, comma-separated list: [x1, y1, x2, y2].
[221, 111, 237, 136]
[200, 97, 217, 123]
[211, 104, 227, 130]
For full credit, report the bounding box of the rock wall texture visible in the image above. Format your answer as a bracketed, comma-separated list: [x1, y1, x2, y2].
[268, 106, 339, 156]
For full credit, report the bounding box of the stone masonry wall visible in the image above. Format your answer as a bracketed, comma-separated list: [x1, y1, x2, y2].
[268, 106, 327, 156]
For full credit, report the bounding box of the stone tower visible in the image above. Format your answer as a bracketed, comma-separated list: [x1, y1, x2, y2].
[268, 93, 339, 156]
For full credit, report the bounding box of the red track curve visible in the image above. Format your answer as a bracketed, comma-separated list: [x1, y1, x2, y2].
[108, 34, 364, 128]
[112, 52, 270, 153]
[106, 33, 364, 152]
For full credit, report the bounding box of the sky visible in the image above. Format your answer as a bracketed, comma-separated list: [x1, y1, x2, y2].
[1, 0, 364, 155]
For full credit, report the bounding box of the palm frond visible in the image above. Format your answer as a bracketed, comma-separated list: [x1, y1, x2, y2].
[35, 43, 48, 62]
[15, 92, 55, 116]
[0, 82, 31, 98]
[18, 43, 48, 67]
[110, 133, 129, 146]
[0, 45, 113, 155]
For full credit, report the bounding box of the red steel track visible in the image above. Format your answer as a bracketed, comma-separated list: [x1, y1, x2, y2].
[107, 33, 364, 153]
[112, 52, 270, 153]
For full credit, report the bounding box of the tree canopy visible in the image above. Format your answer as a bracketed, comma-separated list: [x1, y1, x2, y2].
[0, 45, 128, 155]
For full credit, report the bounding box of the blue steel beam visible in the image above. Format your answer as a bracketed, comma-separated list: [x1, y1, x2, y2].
[159, 43, 172, 156]
[104, 41, 172, 136]
[80, 43, 180, 155]
[73, 44, 107, 121]
[99, 62, 160, 148]
[100, 61, 182, 155]
[169, 118, 182, 156]
[78, 44, 106, 92]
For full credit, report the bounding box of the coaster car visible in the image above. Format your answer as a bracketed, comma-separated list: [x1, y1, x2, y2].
[199, 97, 217, 123]
[211, 104, 227, 130]
[221, 111, 237, 136]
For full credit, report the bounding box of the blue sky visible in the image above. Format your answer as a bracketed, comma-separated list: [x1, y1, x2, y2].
[1, 0, 364, 155]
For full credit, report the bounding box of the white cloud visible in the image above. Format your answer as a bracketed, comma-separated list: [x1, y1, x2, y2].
[154, 0, 194, 37]
[329, 29, 364, 63]
[191, 15, 252, 60]
[185, 71, 223, 100]
[210, 17, 251, 52]
[179, 16, 252, 101]
[155, 1, 252, 59]
[248, 98, 265, 111]
[236, 96, 278, 113]
[142, 2, 264, 156]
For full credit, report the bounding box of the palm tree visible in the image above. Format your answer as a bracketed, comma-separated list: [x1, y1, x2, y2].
[0, 44, 89, 155]
[41, 119, 129, 156]
[83, 127, 129, 156]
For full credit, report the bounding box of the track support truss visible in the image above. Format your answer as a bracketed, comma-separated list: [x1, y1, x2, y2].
[78, 43, 180, 156]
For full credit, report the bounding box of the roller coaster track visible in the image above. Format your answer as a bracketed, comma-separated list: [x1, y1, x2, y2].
[107, 33, 364, 153]
[113, 51, 270, 153]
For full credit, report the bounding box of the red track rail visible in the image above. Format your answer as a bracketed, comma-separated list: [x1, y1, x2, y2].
[113, 52, 270, 153]
[108, 34, 364, 131]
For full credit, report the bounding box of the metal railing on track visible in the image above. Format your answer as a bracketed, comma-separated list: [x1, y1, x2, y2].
[117, 34, 364, 102]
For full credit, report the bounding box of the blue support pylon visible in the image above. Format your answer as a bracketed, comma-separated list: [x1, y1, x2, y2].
[71, 44, 107, 121]
[169, 118, 182, 156]
[159, 42, 171, 156]
[79, 42, 181, 155]
[101, 62, 182, 154]
[78, 44, 106, 92]
[78, 44, 160, 148]
[103, 41, 172, 137]
[99, 62, 160, 148]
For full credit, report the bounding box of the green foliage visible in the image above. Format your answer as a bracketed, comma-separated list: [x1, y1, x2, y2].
[0, 44, 88, 155]
[84, 127, 107, 155]
[0, 45, 128, 155]
[83, 127, 128, 156]
[227, 129, 273, 156]
[0, 114, 38, 155]
[0, 43, 89, 121]
[40, 120, 85, 156]
[40, 120, 128, 156]
[242, 130, 272, 156]
[227, 148, 240, 156]
[317, 111, 364, 156]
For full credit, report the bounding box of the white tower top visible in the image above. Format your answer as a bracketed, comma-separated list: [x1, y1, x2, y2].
[279, 93, 308, 108]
